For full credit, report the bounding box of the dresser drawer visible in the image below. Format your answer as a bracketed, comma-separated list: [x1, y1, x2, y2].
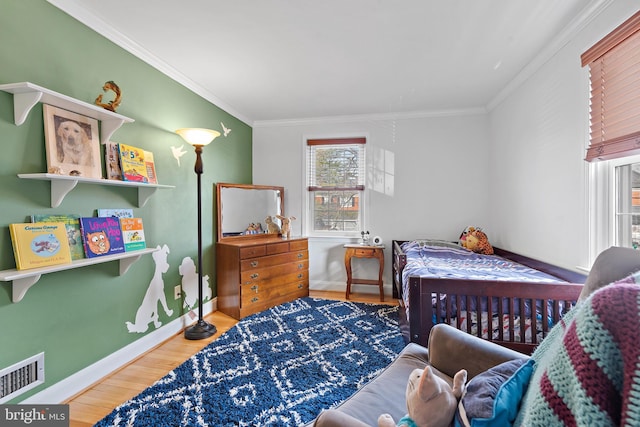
[239, 245, 267, 259]
[289, 240, 308, 251]
[240, 279, 309, 309]
[266, 242, 290, 255]
[240, 250, 308, 271]
[241, 260, 309, 284]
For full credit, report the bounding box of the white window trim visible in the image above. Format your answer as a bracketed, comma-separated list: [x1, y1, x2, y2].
[301, 134, 369, 239]
[589, 153, 640, 264]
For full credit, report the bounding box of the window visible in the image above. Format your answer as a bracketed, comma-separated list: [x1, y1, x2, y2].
[584, 12, 640, 257]
[613, 155, 640, 249]
[306, 137, 365, 235]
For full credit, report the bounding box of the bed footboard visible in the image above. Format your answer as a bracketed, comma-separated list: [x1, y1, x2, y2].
[408, 277, 584, 354]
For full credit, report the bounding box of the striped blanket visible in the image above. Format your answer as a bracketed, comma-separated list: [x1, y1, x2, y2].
[515, 273, 640, 426]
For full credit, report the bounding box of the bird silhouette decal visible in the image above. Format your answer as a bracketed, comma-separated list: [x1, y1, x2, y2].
[170, 144, 188, 166]
[221, 122, 232, 137]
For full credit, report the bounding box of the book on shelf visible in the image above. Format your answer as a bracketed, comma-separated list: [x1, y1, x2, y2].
[9, 222, 73, 270]
[79, 217, 125, 258]
[104, 141, 123, 181]
[31, 214, 84, 260]
[120, 218, 146, 252]
[144, 150, 157, 184]
[118, 143, 148, 183]
[96, 208, 134, 218]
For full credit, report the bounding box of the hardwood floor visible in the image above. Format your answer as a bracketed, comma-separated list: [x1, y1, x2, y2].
[65, 291, 397, 427]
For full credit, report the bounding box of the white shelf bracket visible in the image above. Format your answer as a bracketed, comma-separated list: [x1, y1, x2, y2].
[12, 275, 41, 303]
[101, 118, 125, 143]
[14, 91, 43, 125]
[119, 254, 143, 275]
[50, 178, 79, 208]
[138, 186, 158, 207]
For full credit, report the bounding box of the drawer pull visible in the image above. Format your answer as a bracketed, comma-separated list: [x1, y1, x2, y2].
[251, 261, 259, 267]
[251, 273, 259, 279]
[298, 264, 304, 269]
[251, 297, 259, 303]
[251, 285, 259, 293]
[298, 283, 304, 289]
[298, 273, 304, 279]
[297, 253, 303, 258]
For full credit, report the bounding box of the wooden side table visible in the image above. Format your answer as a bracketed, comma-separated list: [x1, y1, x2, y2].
[343, 244, 385, 301]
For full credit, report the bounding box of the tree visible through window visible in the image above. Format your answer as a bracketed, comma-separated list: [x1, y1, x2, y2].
[307, 138, 365, 233]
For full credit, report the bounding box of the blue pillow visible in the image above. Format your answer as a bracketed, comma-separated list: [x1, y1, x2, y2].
[455, 358, 534, 427]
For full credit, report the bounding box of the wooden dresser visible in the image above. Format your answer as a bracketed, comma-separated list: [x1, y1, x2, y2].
[216, 236, 309, 319]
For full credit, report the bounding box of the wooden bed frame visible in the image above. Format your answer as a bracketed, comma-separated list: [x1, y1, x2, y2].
[392, 240, 587, 354]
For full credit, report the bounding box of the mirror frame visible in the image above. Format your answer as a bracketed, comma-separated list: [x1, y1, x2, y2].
[215, 182, 285, 242]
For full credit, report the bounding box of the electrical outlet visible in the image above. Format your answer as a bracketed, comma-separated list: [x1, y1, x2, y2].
[174, 285, 181, 300]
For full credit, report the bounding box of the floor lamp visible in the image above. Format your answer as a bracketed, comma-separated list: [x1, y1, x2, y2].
[176, 127, 221, 340]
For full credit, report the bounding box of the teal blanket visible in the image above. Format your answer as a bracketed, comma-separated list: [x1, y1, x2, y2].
[516, 272, 640, 426]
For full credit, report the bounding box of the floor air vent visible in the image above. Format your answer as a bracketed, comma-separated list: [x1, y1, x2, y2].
[0, 352, 44, 403]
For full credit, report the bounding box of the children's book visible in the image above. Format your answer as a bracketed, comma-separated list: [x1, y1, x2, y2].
[9, 222, 73, 270]
[79, 217, 125, 258]
[120, 218, 146, 251]
[31, 214, 84, 260]
[104, 141, 123, 180]
[118, 143, 148, 183]
[144, 150, 158, 184]
[96, 208, 134, 218]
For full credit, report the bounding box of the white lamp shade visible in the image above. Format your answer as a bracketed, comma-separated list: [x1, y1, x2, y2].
[176, 128, 221, 146]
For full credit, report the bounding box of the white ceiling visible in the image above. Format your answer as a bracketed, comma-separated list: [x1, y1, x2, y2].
[48, 0, 607, 125]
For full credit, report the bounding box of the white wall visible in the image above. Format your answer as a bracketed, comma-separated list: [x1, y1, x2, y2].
[253, 112, 491, 293]
[487, 1, 639, 271]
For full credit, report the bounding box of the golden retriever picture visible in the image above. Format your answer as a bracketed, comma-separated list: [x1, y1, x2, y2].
[55, 119, 94, 166]
[43, 104, 102, 178]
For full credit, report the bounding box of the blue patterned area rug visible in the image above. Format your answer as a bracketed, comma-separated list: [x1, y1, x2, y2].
[95, 297, 404, 427]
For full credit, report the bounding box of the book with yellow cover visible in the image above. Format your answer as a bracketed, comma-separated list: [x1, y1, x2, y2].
[9, 222, 73, 270]
[118, 143, 148, 183]
[120, 218, 146, 251]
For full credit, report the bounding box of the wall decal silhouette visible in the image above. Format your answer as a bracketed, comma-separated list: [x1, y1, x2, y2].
[126, 244, 174, 333]
[178, 256, 212, 310]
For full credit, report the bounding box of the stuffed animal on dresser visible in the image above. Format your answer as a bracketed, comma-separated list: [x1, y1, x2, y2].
[276, 215, 296, 239]
[264, 215, 281, 234]
[378, 366, 467, 427]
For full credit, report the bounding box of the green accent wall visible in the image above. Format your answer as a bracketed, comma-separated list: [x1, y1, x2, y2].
[0, 1, 252, 402]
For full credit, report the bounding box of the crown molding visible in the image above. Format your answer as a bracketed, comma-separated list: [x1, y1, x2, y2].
[486, 0, 613, 111]
[46, 0, 253, 126]
[253, 107, 488, 128]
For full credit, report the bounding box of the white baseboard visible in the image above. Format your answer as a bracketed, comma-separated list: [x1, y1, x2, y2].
[310, 280, 391, 296]
[23, 299, 217, 404]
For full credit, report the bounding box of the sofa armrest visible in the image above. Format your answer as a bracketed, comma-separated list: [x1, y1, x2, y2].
[427, 324, 529, 379]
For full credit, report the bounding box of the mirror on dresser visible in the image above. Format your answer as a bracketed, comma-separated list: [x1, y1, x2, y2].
[215, 182, 309, 319]
[215, 182, 284, 242]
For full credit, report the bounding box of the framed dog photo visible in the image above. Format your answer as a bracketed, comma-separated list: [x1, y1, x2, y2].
[43, 104, 102, 179]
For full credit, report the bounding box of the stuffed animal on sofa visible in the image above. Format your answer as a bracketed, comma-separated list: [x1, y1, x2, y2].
[459, 226, 494, 255]
[378, 366, 467, 427]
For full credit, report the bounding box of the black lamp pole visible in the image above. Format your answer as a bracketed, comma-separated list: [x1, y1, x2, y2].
[184, 144, 217, 340]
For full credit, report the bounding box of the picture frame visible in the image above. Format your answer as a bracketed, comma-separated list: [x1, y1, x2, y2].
[43, 104, 102, 179]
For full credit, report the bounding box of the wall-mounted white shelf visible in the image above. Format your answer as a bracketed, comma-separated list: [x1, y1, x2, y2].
[0, 81, 134, 143]
[18, 173, 175, 208]
[0, 247, 158, 303]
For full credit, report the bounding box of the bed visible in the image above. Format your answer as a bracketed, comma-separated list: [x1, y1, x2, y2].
[392, 240, 587, 354]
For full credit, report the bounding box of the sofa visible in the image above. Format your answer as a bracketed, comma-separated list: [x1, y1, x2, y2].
[313, 246, 640, 427]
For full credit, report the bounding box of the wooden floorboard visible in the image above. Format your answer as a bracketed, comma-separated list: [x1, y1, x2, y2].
[66, 290, 396, 426]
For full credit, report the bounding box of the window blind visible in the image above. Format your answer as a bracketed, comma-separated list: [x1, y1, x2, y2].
[582, 11, 640, 162]
[307, 138, 366, 190]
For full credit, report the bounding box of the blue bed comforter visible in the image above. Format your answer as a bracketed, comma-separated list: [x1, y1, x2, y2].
[400, 241, 565, 319]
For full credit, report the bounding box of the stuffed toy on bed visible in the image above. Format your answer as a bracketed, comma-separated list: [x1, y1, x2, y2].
[378, 366, 467, 427]
[459, 226, 494, 255]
